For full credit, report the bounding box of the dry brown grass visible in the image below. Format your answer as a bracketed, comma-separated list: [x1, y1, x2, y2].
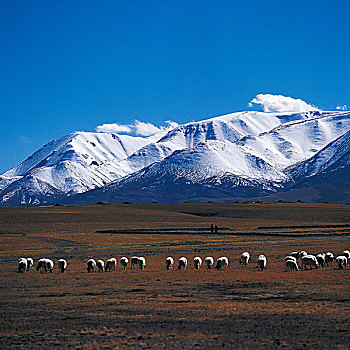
[0, 203, 349, 349]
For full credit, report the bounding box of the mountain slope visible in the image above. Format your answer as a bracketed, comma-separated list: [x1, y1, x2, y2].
[253, 130, 350, 204]
[68, 140, 288, 204]
[286, 129, 350, 179]
[1, 132, 154, 199]
[0, 175, 65, 206]
[108, 111, 321, 177]
[238, 112, 350, 170]
[1, 109, 350, 206]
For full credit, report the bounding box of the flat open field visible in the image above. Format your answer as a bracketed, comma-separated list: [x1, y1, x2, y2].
[0, 203, 349, 349]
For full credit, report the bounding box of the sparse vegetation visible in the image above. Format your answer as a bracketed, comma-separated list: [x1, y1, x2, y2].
[0, 203, 349, 348]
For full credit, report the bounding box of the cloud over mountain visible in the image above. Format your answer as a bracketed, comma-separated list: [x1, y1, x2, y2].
[249, 94, 319, 113]
[96, 120, 178, 136]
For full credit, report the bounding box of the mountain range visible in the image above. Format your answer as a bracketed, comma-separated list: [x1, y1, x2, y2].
[1, 109, 350, 206]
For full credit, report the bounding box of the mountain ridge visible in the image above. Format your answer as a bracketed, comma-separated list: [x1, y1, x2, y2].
[1, 109, 350, 206]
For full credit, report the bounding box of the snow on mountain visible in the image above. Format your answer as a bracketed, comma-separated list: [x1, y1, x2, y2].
[1, 132, 154, 197]
[238, 111, 350, 170]
[0, 175, 65, 206]
[68, 139, 289, 204]
[105, 110, 316, 177]
[0, 175, 21, 191]
[1, 109, 350, 206]
[286, 129, 350, 179]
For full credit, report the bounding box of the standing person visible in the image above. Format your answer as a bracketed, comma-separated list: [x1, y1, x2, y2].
[210, 224, 214, 233]
[214, 225, 218, 234]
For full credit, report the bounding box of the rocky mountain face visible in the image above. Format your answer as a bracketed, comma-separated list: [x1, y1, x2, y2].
[1, 110, 350, 205]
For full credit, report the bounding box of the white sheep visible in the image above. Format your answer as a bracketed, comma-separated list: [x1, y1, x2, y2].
[165, 256, 174, 270]
[17, 258, 28, 273]
[285, 259, 299, 271]
[45, 259, 54, 273]
[239, 252, 250, 266]
[87, 259, 97, 273]
[137, 257, 146, 270]
[299, 251, 308, 259]
[26, 258, 34, 271]
[342, 250, 350, 261]
[120, 257, 128, 270]
[204, 257, 214, 269]
[105, 258, 117, 272]
[316, 253, 326, 268]
[336, 256, 348, 269]
[178, 257, 188, 270]
[285, 256, 297, 263]
[131, 256, 139, 269]
[97, 259, 105, 272]
[290, 252, 299, 260]
[325, 252, 335, 266]
[36, 258, 54, 273]
[58, 259, 67, 273]
[215, 257, 229, 270]
[38, 258, 54, 273]
[257, 255, 267, 271]
[36, 258, 46, 273]
[301, 255, 319, 270]
[193, 257, 202, 269]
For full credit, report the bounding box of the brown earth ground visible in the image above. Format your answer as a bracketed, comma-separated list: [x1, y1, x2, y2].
[0, 203, 349, 349]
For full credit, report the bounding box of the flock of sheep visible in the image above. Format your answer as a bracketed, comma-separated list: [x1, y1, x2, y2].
[285, 250, 349, 271]
[16, 250, 349, 274]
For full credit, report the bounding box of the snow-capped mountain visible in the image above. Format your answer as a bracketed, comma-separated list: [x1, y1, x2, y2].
[0, 132, 154, 204]
[286, 129, 350, 180]
[1, 109, 350, 205]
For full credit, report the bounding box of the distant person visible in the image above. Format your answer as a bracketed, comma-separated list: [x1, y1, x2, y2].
[214, 225, 218, 234]
[210, 224, 214, 233]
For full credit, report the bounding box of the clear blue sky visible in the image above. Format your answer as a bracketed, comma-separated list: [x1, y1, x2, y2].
[1, 0, 349, 173]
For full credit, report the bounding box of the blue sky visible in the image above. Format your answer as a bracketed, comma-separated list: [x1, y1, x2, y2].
[1, 0, 349, 173]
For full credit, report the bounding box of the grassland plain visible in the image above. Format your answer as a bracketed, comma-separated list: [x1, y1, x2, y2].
[0, 203, 349, 349]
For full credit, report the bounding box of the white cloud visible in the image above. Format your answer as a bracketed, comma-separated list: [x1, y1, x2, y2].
[336, 105, 348, 111]
[249, 94, 319, 113]
[133, 120, 163, 136]
[96, 123, 132, 133]
[96, 120, 178, 137]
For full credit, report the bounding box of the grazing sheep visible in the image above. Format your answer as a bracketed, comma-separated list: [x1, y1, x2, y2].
[193, 257, 202, 269]
[336, 256, 348, 269]
[26, 258, 34, 271]
[105, 258, 117, 272]
[301, 255, 319, 270]
[285, 259, 299, 271]
[45, 259, 54, 273]
[215, 257, 229, 270]
[131, 256, 139, 269]
[325, 252, 335, 266]
[87, 259, 97, 273]
[257, 255, 267, 271]
[97, 260, 105, 272]
[239, 252, 250, 266]
[342, 250, 350, 261]
[204, 257, 214, 269]
[36, 258, 54, 273]
[137, 257, 146, 270]
[316, 253, 326, 268]
[120, 257, 128, 270]
[36, 258, 46, 273]
[285, 256, 297, 263]
[290, 252, 299, 260]
[299, 251, 308, 259]
[58, 259, 67, 273]
[178, 257, 188, 270]
[165, 256, 174, 270]
[17, 258, 28, 273]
